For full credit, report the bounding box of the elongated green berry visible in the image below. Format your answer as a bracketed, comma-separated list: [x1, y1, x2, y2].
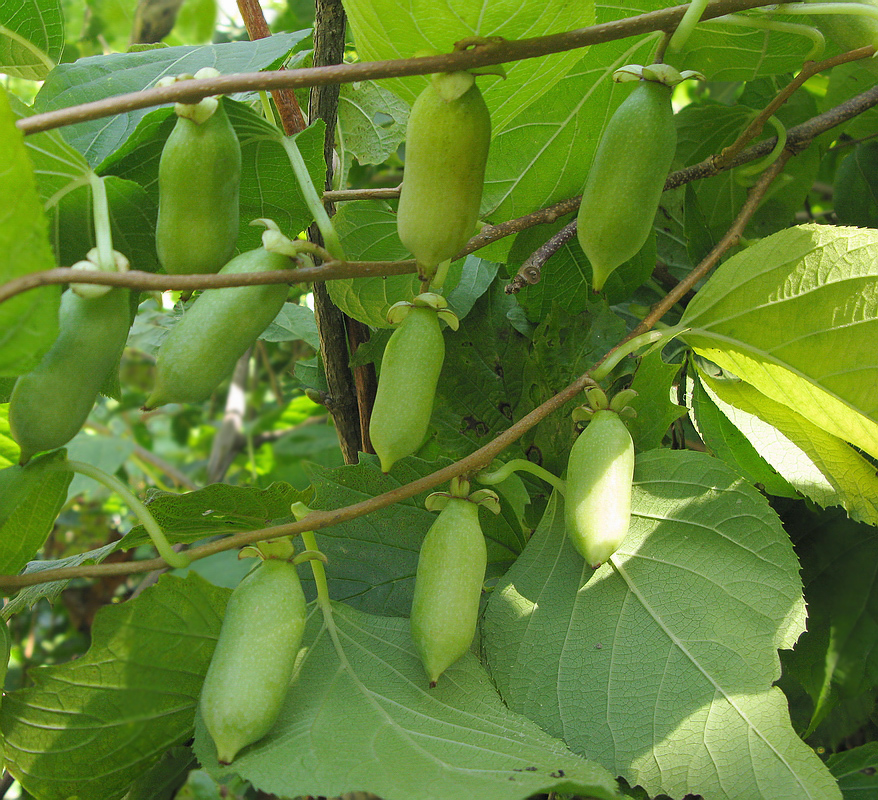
[200, 558, 306, 764]
[397, 72, 491, 281]
[9, 288, 131, 464]
[145, 247, 291, 408]
[565, 409, 635, 568]
[369, 306, 445, 472]
[156, 98, 241, 275]
[576, 79, 676, 291]
[410, 496, 487, 687]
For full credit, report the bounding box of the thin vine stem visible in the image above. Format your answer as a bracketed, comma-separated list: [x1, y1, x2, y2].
[62, 460, 190, 569]
[17, 0, 783, 137]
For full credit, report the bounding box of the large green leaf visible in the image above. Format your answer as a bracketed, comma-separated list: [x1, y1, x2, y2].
[1, 573, 229, 800]
[482, 450, 840, 800]
[0, 0, 63, 79]
[342, 0, 594, 134]
[0, 86, 60, 378]
[784, 509, 878, 737]
[697, 364, 878, 525]
[196, 600, 620, 800]
[681, 224, 878, 460]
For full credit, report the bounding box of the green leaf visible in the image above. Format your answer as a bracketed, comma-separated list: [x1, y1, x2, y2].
[1, 540, 120, 614]
[783, 509, 878, 735]
[432, 285, 531, 464]
[1, 573, 229, 800]
[681, 224, 878, 460]
[833, 141, 878, 228]
[697, 364, 878, 525]
[122, 482, 303, 549]
[328, 200, 421, 327]
[483, 450, 841, 800]
[0, 402, 17, 467]
[196, 600, 620, 800]
[34, 32, 311, 166]
[337, 79, 409, 179]
[342, 0, 595, 134]
[0, 450, 71, 575]
[122, 746, 196, 800]
[260, 302, 319, 347]
[306, 454, 522, 617]
[686, 367, 798, 498]
[0, 86, 61, 378]
[624, 348, 687, 452]
[0, 0, 63, 79]
[827, 742, 878, 795]
[674, 89, 821, 241]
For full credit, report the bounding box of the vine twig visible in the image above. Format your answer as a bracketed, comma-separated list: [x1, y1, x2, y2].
[17, 0, 783, 137]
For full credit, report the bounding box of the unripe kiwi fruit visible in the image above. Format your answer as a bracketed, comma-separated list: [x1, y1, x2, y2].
[410, 496, 487, 687]
[397, 72, 491, 281]
[9, 288, 131, 464]
[565, 409, 635, 568]
[576, 79, 676, 291]
[156, 98, 241, 275]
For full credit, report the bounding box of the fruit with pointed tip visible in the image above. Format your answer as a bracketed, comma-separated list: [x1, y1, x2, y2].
[410, 496, 487, 687]
[576, 79, 676, 291]
[200, 557, 306, 764]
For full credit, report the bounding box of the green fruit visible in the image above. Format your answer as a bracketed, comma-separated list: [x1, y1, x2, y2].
[9, 288, 131, 464]
[576, 79, 676, 291]
[397, 73, 491, 280]
[834, 141, 878, 227]
[369, 306, 445, 473]
[410, 496, 487, 687]
[156, 98, 241, 275]
[200, 557, 306, 764]
[565, 409, 635, 569]
[145, 247, 291, 408]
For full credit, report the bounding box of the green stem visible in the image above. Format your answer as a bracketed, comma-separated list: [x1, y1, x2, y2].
[478, 458, 566, 496]
[88, 173, 115, 271]
[281, 136, 346, 262]
[668, 0, 710, 52]
[291, 503, 331, 609]
[736, 115, 788, 177]
[590, 326, 685, 383]
[776, 1, 878, 21]
[712, 13, 826, 61]
[65, 460, 189, 569]
[258, 89, 275, 123]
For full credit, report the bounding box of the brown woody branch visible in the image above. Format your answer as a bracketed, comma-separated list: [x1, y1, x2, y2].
[18, 0, 782, 136]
